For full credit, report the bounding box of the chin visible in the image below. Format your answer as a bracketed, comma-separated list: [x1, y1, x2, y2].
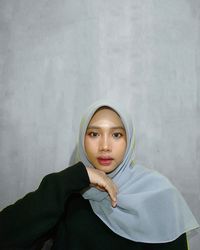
[96, 165, 117, 174]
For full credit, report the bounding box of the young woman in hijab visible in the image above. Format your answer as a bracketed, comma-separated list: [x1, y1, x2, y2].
[0, 100, 199, 249]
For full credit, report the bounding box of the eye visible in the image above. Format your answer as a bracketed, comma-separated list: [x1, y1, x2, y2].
[88, 131, 99, 137]
[112, 132, 123, 139]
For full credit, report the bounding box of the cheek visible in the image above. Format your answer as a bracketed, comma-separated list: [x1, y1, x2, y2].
[84, 137, 96, 155]
[84, 138, 98, 164]
[117, 140, 127, 158]
[84, 137, 90, 154]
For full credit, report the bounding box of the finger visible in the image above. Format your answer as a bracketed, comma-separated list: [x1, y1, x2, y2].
[104, 182, 118, 207]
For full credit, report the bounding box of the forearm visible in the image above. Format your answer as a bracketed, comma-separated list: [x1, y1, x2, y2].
[0, 162, 89, 248]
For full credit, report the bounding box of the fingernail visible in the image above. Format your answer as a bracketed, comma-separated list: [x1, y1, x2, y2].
[112, 201, 117, 208]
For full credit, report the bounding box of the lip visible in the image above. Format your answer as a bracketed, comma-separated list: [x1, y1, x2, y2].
[97, 157, 113, 166]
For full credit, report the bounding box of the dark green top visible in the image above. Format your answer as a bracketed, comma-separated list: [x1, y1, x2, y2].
[0, 162, 188, 250]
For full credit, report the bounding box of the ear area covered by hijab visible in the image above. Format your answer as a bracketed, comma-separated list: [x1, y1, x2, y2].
[77, 100, 199, 243]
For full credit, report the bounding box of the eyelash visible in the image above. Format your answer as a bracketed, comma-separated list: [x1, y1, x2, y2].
[112, 132, 123, 138]
[87, 132, 123, 139]
[88, 132, 99, 137]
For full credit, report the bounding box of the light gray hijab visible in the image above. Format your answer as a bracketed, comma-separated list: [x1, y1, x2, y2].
[77, 100, 199, 243]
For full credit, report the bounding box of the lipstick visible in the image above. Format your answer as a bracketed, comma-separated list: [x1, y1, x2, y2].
[97, 157, 113, 166]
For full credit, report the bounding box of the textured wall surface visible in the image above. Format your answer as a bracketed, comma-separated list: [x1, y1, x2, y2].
[0, 0, 199, 249]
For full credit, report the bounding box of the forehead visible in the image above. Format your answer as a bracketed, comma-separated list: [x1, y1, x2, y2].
[88, 107, 124, 127]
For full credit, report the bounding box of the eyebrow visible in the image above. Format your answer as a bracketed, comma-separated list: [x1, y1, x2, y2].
[87, 126, 125, 130]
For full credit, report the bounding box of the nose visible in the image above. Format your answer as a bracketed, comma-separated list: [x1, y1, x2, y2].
[99, 135, 111, 152]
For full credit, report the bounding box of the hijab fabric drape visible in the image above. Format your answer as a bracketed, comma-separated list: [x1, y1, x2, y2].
[77, 100, 199, 243]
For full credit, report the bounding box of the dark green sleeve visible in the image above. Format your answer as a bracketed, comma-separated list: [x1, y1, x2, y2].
[145, 233, 189, 250]
[0, 162, 90, 249]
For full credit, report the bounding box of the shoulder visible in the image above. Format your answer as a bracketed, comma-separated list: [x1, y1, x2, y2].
[132, 163, 175, 191]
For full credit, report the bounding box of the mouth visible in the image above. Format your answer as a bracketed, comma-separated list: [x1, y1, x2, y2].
[97, 157, 113, 166]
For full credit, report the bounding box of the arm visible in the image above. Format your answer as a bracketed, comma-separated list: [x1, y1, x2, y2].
[0, 162, 90, 248]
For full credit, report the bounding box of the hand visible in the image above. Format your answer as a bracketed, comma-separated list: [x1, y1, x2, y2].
[86, 167, 118, 208]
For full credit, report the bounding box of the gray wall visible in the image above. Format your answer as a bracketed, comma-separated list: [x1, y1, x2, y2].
[0, 0, 199, 249]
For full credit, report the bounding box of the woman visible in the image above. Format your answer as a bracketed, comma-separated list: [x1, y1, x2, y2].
[0, 100, 199, 249]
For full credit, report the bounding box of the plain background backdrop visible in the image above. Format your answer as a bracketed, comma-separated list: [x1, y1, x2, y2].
[0, 0, 199, 249]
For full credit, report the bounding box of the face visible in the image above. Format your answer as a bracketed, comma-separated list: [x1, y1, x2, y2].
[84, 108, 127, 173]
